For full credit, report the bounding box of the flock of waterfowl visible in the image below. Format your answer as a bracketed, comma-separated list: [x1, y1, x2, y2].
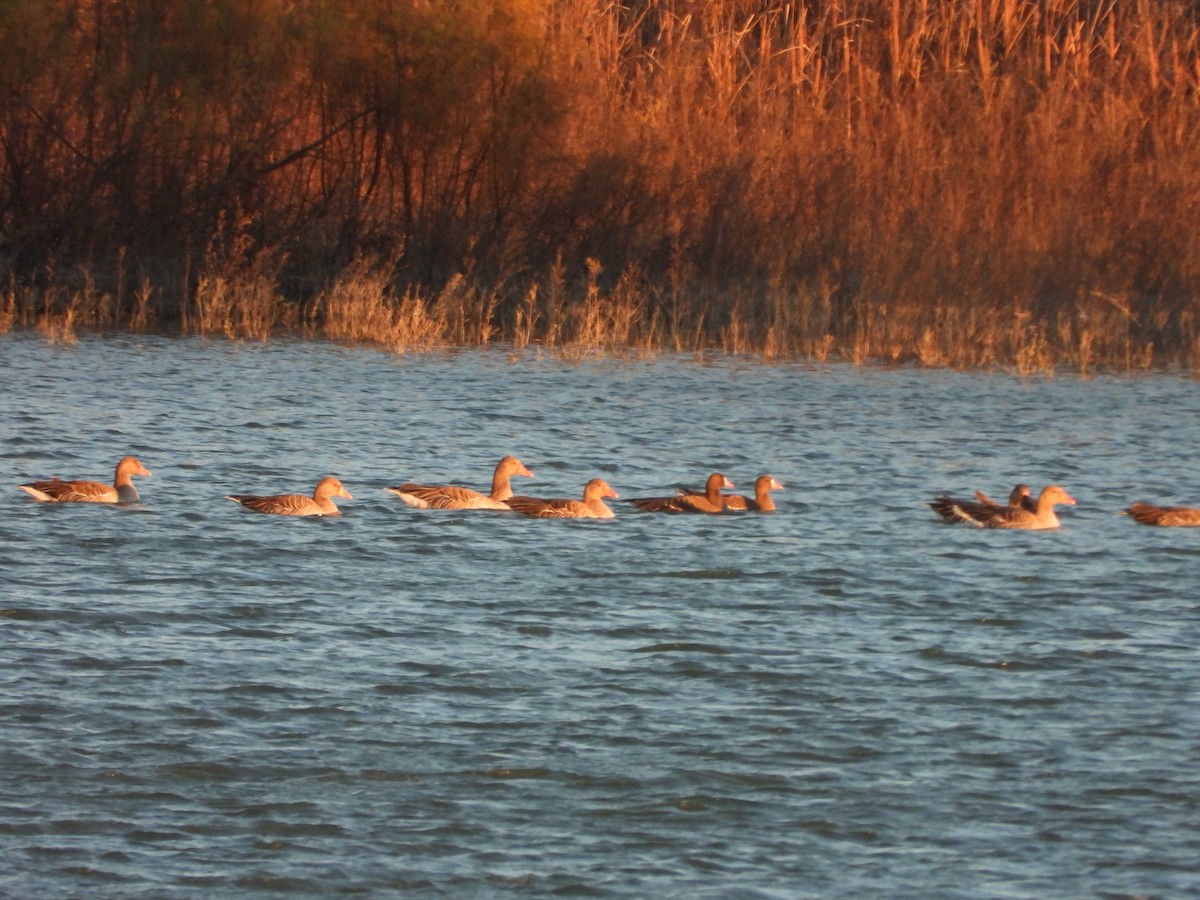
[14, 455, 783, 520]
[14, 455, 1200, 527]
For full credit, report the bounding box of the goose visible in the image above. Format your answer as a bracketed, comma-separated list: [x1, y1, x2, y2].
[628, 472, 733, 514]
[227, 476, 352, 516]
[387, 456, 532, 510]
[723, 475, 783, 512]
[930, 484, 1075, 529]
[930, 483, 1032, 523]
[931, 480, 1036, 520]
[18, 456, 150, 504]
[972, 483, 1035, 513]
[1124, 501, 1200, 527]
[506, 479, 619, 519]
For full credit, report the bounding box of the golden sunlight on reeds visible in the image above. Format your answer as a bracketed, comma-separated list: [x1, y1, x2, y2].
[184, 216, 289, 340]
[1, 0, 1198, 370]
[313, 256, 446, 353]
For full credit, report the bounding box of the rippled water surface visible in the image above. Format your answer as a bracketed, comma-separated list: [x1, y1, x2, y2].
[2, 333, 1199, 897]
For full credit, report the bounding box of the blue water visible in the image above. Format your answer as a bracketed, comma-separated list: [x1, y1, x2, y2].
[2, 333, 1198, 897]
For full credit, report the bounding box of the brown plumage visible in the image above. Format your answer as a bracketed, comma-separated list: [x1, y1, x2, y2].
[1124, 501, 1200, 527]
[628, 472, 733, 514]
[386, 456, 533, 510]
[507, 479, 619, 519]
[18, 456, 151, 504]
[930, 483, 1032, 524]
[723, 475, 783, 512]
[227, 476, 352, 516]
[972, 484, 1035, 513]
[930, 484, 1076, 530]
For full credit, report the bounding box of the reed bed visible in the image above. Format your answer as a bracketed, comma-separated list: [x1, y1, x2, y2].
[1, 0, 1198, 371]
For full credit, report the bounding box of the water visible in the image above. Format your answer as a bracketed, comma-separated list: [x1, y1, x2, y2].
[2, 333, 1198, 897]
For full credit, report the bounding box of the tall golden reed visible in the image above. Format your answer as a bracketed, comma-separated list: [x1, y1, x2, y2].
[0, 1, 1197, 370]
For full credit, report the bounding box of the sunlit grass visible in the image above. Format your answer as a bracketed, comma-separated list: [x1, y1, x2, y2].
[1, 1, 1198, 372]
[1, 256, 1176, 375]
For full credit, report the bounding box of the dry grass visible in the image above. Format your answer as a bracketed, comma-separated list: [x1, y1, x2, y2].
[185, 215, 288, 340]
[313, 255, 446, 353]
[1, 252, 1188, 374]
[2, 1, 1198, 371]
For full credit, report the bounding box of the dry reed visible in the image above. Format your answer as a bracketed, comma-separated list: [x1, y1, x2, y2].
[1, 1, 1198, 370]
[314, 255, 446, 353]
[186, 215, 288, 340]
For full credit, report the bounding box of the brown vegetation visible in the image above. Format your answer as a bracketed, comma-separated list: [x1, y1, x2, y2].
[1, 0, 1199, 370]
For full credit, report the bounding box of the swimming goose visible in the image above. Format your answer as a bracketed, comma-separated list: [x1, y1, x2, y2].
[628, 472, 733, 514]
[973, 483, 1035, 513]
[227, 476, 352, 516]
[507, 479, 619, 519]
[18, 456, 151, 504]
[930, 484, 1075, 529]
[1124, 501, 1200, 527]
[723, 475, 783, 512]
[930, 483, 1032, 523]
[387, 456, 533, 510]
